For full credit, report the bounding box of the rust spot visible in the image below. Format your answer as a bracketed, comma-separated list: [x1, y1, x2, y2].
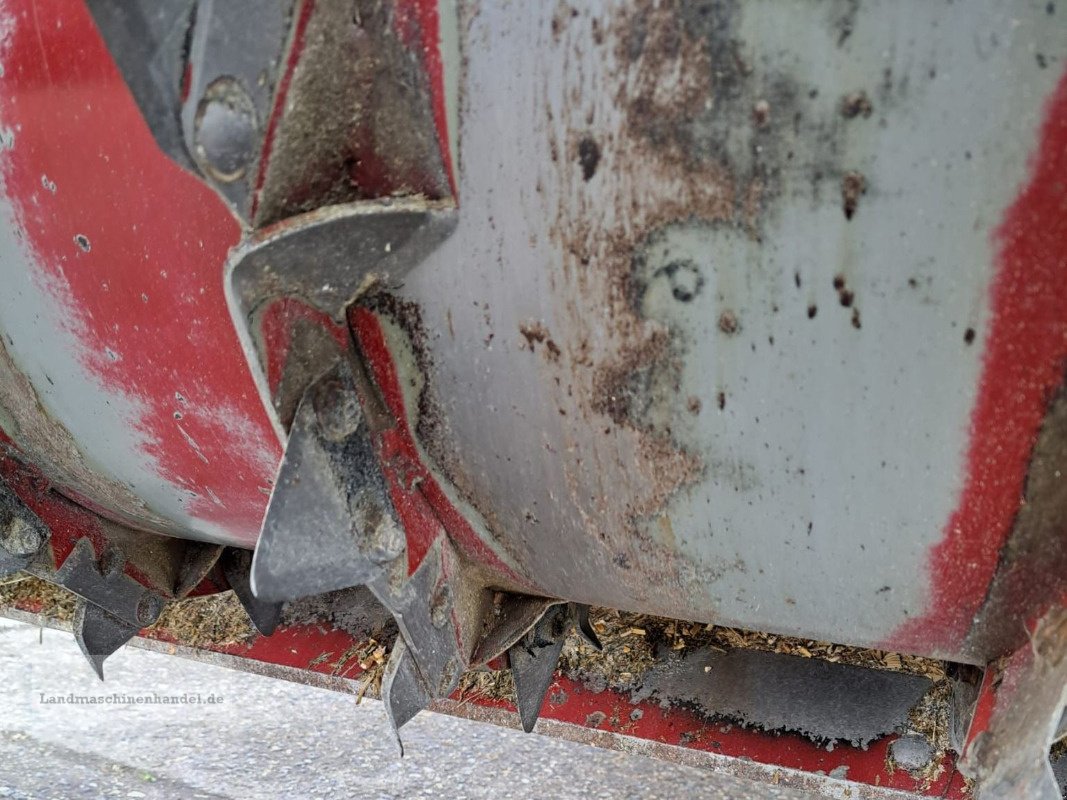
[807, 304, 818, 319]
[585, 710, 607, 728]
[840, 91, 873, 119]
[718, 310, 740, 335]
[841, 171, 866, 220]
[519, 320, 549, 347]
[964, 327, 976, 345]
[752, 99, 771, 127]
[687, 395, 702, 415]
[519, 320, 562, 362]
[851, 308, 862, 329]
[717, 391, 726, 411]
[577, 136, 601, 181]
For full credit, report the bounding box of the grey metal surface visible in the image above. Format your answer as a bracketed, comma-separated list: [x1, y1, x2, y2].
[379, 0, 1067, 659]
[470, 594, 561, 665]
[180, 0, 296, 220]
[84, 0, 198, 171]
[0, 616, 822, 800]
[381, 635, 433, 756]
[889, 736, 935, 773]
[371, 536, 486, 727]
[631, 646, 932, 749]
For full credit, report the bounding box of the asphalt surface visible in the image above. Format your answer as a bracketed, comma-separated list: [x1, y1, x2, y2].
[0, 617, 816, 799]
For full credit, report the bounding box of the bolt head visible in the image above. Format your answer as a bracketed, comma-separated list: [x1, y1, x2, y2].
[1, 516, 43, 557]
[313, 377, 363, 442]
[194, 77, 257, 183]
[136, 593, 164, 626]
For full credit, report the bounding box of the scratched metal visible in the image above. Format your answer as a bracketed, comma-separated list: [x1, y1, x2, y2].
[378, 0, 1066, 662]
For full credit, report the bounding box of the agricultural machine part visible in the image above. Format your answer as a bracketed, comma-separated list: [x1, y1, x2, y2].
[0, 1, 1062, 798]
[0, 479, 49, 577]
[250, 357, 403, 603]
[41, 538, 164, 630]
[220, 548, 283, 636]
[72, 599, 144, 681]
[29, 538, 168, 678]
[87, 0, 453, 227]
[509, 603, 578, 733]
[961, 607, 1067, 800]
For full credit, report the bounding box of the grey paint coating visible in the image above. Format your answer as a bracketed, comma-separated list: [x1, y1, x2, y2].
[386, 0, 1065, 658]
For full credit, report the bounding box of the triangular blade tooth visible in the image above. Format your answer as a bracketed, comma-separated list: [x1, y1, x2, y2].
[575, 604, 603, 652]
[472, 596, 566, 666]
[251, 363, 403, 604]
[222, 549, 284, 636]
[381, 636, 432, 756]
[73, 599, 139, 681]
[509, 604, 570, 733]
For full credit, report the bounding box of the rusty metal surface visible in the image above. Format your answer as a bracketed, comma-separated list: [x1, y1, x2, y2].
[0, 0, 1063, 694]
[366, 0, 1067, 662]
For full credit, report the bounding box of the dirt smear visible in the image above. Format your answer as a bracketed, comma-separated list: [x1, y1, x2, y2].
[543, 0, 789, 562]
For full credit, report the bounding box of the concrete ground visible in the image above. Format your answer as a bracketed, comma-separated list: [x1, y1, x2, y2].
[0, 617, 816, 800]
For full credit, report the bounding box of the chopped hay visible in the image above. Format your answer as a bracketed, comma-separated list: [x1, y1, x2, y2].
[0, 573, 76, 620]
[151, 591, 256, 648]
[559, 608, 948, 689]
[0, 574, 255, 647]
[456, 667, 515, 704]
[1, 575, 955, 755]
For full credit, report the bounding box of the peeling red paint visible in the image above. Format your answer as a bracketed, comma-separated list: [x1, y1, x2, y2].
[0, 2, 280, 544]
[351, 307, 531, 587]
[394, 0, 457, 198]
[888, 70, 1067, 657]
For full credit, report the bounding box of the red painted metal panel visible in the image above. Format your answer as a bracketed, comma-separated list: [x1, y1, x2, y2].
[0, 0, 279, 543]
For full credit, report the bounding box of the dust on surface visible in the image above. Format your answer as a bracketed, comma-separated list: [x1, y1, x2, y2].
[539, 0, 856, 585]
[253, 0, 451, 226]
